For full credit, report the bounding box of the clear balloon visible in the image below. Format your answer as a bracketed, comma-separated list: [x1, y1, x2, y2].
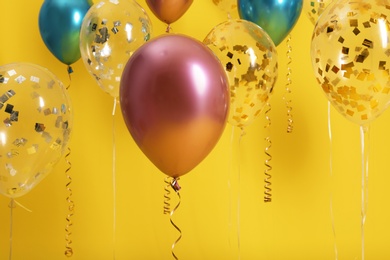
[238, 0, 303, 46]
[303, 0, 333, 25]
[39, 0, 92, 65]
[80, 0, 152, 98]
[212, 0, 239, 19]
[120, 34, 229, 178]
[0, 63, 73, 198]
[146, 0, 193, 26]
[311, 0, 390, 125]
[204, 19, 278, 129]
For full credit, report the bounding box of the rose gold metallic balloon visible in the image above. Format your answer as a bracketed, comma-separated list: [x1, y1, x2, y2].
[120, 34, 229, 178]
[146, 0, 193, 25]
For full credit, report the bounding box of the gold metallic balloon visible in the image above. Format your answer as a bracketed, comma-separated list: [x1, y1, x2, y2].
[146, 0, 193, 25]
[204, 19, 278, 129]
[311, 0, 390, 125]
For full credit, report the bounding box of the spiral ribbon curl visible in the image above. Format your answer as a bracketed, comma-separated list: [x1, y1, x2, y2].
[284, 34, 294, 133]
[163, 178, 182, 260]
[64, 147, 74, 257]
[263, 102, 272, 203]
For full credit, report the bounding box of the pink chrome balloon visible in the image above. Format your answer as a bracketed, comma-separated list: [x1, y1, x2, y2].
[120, 34, 229, 178]
[146, 0, 193, 25]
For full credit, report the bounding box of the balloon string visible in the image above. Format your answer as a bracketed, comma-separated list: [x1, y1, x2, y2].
[283, 34, 294, 133]
[112, 97, 118, 260]
[328, 102, 338, 260]
[163, 177, 172, 214]
[360, 124, 370, 260]
[66, 66, 73, 90]
[263, 102, 272, 203]
[9, 199, 14, 260]
[237, 128, 245, 260]
[8, 199, 32, 260]
[169, 178, 182, 260]
[64, 147, 74, 257]
[228, 126, 235, 250]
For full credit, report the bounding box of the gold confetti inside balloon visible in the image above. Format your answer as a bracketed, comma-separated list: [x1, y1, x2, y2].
[204, 19, 278, 129]
[303, 0, 333, 25]
[80, 0, 152, 98]
[0, 63, 73, 198]
[311, 0, 390, 125]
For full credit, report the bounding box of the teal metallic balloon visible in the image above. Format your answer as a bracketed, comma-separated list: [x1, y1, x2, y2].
[39, 0, 91, 65]
[238, 0, 303, 46]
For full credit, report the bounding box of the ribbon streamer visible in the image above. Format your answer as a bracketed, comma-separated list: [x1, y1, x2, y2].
[169, 178, 182, 260]
[283, 34, 294, 133]
[263, 102, 272, 203]
[64, 147, 74, 257]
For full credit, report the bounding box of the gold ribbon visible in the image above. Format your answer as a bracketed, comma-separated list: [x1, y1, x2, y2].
[263, 102, 272, 203]
[164, 178, 182, 260]
[64, 147, 74, 257]
[284, 34, 294, 133]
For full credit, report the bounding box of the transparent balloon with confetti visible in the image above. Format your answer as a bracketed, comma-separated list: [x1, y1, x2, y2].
[0, 63, 73, 198]
[311, 0, 390, 125]
[204, 19, 278, 130]
[80, 0, 152, 98]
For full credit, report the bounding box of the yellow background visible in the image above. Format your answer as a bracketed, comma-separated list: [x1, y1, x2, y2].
[1, 0, 390, 259]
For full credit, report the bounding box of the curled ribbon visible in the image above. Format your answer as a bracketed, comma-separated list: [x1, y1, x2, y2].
[263, 102, 272, 203]
[163, 177, 172, 214]
[168, 178, 182, 260]
[284, 34, 294, 133]
[64, 147, 74, 257]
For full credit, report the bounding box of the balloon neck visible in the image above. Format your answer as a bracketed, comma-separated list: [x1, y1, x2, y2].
[170, 178, 181, 192]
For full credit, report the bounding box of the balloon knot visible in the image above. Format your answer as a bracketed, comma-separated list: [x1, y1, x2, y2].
[67, 66, 73, 74]
[171, 178, 181, 192]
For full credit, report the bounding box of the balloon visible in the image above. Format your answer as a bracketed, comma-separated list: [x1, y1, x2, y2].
[311, 0, 390, 125]
[39, 0, 92, 65]
[146, 0, 193, 26]
[0, 63, 73, 198]
[303, 0, 333, 25]
[120, 34, 229, 178]
[238, 0, 303, 46]
[204, 19, 278, 129]
[212, 0, 239, 19]
[80, 0, 152, 98]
